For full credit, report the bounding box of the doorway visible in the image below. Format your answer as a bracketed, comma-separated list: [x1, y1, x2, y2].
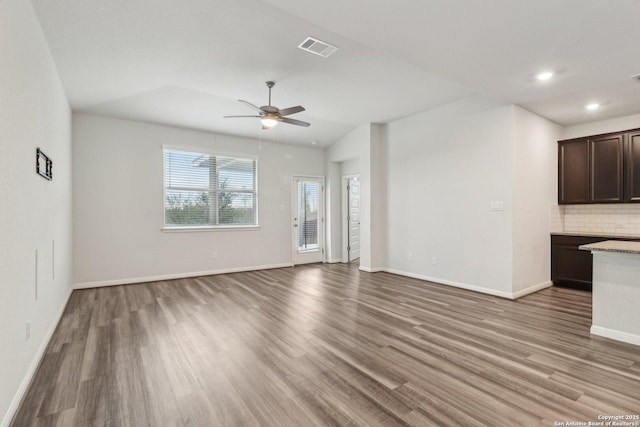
[342, 175, 360, 263]
[292, 176, 324, 265]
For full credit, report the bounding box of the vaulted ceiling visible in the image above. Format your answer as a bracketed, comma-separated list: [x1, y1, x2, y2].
[31, 0, 640, 146]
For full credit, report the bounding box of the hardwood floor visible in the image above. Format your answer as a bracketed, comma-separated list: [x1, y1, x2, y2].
[11, 263, 640, 426]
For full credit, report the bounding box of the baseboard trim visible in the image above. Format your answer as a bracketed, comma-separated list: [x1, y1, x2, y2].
[383, 268, 514, 299]
[359, 266, 385, 273]
[2, 286, 74, 427]
[512, 280, 553, 299]
[326, 258, 342, 264]
[591, 325, 640, 346]
[74, 263, 293, 289]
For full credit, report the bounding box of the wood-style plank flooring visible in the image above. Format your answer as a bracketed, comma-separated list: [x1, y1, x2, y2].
[11, 263, 640, 426]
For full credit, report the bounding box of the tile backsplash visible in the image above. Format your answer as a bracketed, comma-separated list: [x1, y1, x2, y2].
[551, 204, 640, 236]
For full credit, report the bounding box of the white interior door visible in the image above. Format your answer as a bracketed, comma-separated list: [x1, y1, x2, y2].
[348, 177, 360, 261]
[292, 177, 324, 265]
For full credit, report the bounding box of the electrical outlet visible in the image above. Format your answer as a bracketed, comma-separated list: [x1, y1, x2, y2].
[26, 321, 31, 341]
[211, 251, 218, 260]
[432, 257, 438, 265]
[408, 252, 413, 262]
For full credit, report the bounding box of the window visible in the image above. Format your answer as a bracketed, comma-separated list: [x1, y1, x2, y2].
[163, 149, 257, 228]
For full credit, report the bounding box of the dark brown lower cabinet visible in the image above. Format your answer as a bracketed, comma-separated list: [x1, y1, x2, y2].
[551, 234, 640, 291]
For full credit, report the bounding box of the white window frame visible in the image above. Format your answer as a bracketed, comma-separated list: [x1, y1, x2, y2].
[162, 147, 259, 232]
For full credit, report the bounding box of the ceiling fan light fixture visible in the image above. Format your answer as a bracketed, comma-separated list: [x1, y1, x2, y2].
[536, 71, 554, 81]
[261, 116, 279, 128]
[225, 81, 310, 128]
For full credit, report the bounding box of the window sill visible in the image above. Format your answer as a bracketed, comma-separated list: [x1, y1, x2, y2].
[162, 225, 260, 233]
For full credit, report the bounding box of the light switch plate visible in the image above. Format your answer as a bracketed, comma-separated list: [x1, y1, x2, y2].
[490, 201, 504, 211]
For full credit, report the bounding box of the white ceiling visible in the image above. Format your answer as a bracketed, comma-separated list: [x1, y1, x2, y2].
[31, 0, 640, 147]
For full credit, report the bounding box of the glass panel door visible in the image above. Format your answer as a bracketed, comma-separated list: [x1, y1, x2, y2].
[292, 177, 324, 265]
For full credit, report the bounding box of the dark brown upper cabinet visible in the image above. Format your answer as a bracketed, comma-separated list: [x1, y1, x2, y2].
[590, 133, 624, 203]
[558, 138, 589, 204]
[626, 131, 640, 202]
[558, 131, 627, 205]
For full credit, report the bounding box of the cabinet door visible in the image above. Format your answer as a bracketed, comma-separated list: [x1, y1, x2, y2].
[551, 244, 593, 291]
[590, 133, 624, 203]
[626, 131, 640, 202]
[558, 138, 589, 204]
[551, 235, 605, 291]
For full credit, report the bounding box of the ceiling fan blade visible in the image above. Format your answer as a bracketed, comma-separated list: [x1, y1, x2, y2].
[278, 106, 305, 117]
[223, 115, 261, 118]
[280, 117, 311, 127]
[238, 100, 264, 112]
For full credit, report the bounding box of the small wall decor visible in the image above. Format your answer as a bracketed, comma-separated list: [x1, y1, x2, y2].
[36, 148, 53, 181]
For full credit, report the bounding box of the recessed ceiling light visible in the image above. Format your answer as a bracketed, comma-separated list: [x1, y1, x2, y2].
[585, 103, 600, 111]
[311, 140, 317, 145]
[536, 71, 554, 81]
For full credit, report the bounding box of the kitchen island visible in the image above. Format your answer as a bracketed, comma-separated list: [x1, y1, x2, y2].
[579, 240, 640, 346]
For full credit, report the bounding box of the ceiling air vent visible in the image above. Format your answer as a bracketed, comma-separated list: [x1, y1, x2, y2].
[298, 37, 338, 58]
[632, 74, 640, 84]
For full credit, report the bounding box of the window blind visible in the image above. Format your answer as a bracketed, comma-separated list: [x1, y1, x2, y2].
[163, 149, 257, 227]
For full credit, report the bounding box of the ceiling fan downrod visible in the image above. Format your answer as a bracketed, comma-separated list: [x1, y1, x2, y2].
[266, 81, 274, 106]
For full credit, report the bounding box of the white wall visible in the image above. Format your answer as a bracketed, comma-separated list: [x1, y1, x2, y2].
[370, 124, 387, 270]
[325, 123, 388, 271]
[325, 161, 342, 262]
[561, 112, 640, 140]
[386, 96, 515, 296]
[0, 0, 72, 424]
[325, 125, 371, 265]
[341, 158, 360, 177]
[73, 114, 324, 286]
[512, 106, 561, 293]
[591, 251, 640, 345]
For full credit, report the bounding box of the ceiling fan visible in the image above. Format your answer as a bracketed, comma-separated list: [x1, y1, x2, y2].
[224, 81, 310, 129]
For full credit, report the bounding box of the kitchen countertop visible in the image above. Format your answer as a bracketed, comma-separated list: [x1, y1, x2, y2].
[551, 231, 640, 240]
[579, 240, 640, 254]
